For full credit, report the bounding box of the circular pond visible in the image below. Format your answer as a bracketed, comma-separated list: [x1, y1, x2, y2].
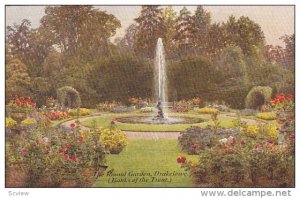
[115, 116, 205, 125]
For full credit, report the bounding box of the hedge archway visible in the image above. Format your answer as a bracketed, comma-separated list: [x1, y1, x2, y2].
[57, 86, 81, 109]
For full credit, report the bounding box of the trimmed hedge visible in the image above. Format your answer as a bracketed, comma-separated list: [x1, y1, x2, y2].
[245, 86, 272, 109]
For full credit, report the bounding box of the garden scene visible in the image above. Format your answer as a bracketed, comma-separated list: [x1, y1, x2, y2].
[5, 6, 295, 187]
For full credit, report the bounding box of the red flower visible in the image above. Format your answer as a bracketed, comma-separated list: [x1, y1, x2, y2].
[21, 148, 27, 156]
[78, 136, 84, 142]
[64, 143, 70, 148]
[228, 149, 235, 155]
[64, 154, 69, 160]
[71, 154, 77, 162]
[20, 97, 24, 101]
[47, 119, 52, 124]
[177, 156, 186, 164]
[15, 95, 18, 98]
[59, 149, 65, 155]
[70, 123, 76, 128]
[240, 140, 246, 145]
[267, 139, 273, 144]
[16, 101, 21, 107]
[45, 150, 51, 155]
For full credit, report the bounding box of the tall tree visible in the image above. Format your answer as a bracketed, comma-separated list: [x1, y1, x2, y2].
[40, 6, 121, 58]
[6, 19, 32, 63]
[162, 6, 177, 56]
[115, 24, 137, 53]
[280, 34, 295, 69]
[193, 6, 211, 52]
[6, 59, 31, 100]
[134, 6, 166, 58]
[226, 16, 265, 55]
[173, 7, 195, 54]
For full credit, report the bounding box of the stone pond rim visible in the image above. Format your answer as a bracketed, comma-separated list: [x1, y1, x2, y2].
[114, 116, 206, 125]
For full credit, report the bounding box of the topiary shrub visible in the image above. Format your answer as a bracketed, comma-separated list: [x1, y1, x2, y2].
[57, 86, 81, 109]
[245, 86, 272, 110]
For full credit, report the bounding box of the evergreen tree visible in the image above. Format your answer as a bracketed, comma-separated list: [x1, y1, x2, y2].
[134, 6, 166, 58]
[173, 7, 195, 55]
[193, 6, 211, 52]
[162, 6, 177, 56]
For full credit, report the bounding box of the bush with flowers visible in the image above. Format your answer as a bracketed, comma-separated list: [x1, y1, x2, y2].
[45, 110, 70, 120]
[140, 107, 154, 113]
[256, 112, 276, 120]
[68, 108, 91, 116]
[199, 107, 219, 114]
[182, 136, 294, 187]
[21, 118, 37, 126]
[6, 120, 106, 187]
[99, 128, 128, 154]
[6, 96, 36, 114]
[271, 93, 294, 112]
[178, 126, 239, 154]
[6, 117, 17, 128]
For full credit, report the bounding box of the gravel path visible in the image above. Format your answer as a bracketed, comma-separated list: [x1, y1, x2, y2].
[59, 112, 261, 139]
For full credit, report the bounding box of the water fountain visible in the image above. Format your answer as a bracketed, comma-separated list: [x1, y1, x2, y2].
[115, 38, 205, 125]
[153, 38, 167, 121]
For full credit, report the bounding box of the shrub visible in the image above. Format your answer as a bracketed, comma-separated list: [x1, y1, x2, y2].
[21, 118, 37, 126]
[267, 125, 278, 141]
[241, 125, 260, 138]
[245, 86, 272, 109]
[57, 86, 81, 109]
[237, 109, 259, 116]
[68, 108, 91, 116]
[140, 107, 153, 113]
[188, 136, 247, 187]
[6, 117, 17, 128]
[256, 112, 276, 120]
[199, 107, 219, 114]
[99, 128, 128, 154]
[178, 126, 238, 154]
[6, 127, 106, 187]
[188, 139, 294, 187]
[6, 96, 36, 113]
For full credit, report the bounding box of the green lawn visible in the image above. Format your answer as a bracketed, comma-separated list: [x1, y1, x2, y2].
[80, 112, 235, 132]
[94, 139, 198, 187]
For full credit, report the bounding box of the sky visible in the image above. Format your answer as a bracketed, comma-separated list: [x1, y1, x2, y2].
[5, 5, 295, 47]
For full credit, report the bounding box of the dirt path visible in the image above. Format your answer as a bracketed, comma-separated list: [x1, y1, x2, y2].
[59, 112, 261, 139]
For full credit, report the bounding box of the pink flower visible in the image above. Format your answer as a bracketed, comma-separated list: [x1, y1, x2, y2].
[64, 154, 69, 160]
[21, 148, 27, 156]
[59, 149, 65, 155]
[71, 154, 77, 162]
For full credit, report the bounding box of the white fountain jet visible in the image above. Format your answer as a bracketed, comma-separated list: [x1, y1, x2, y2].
[154, 38, 167, 119]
